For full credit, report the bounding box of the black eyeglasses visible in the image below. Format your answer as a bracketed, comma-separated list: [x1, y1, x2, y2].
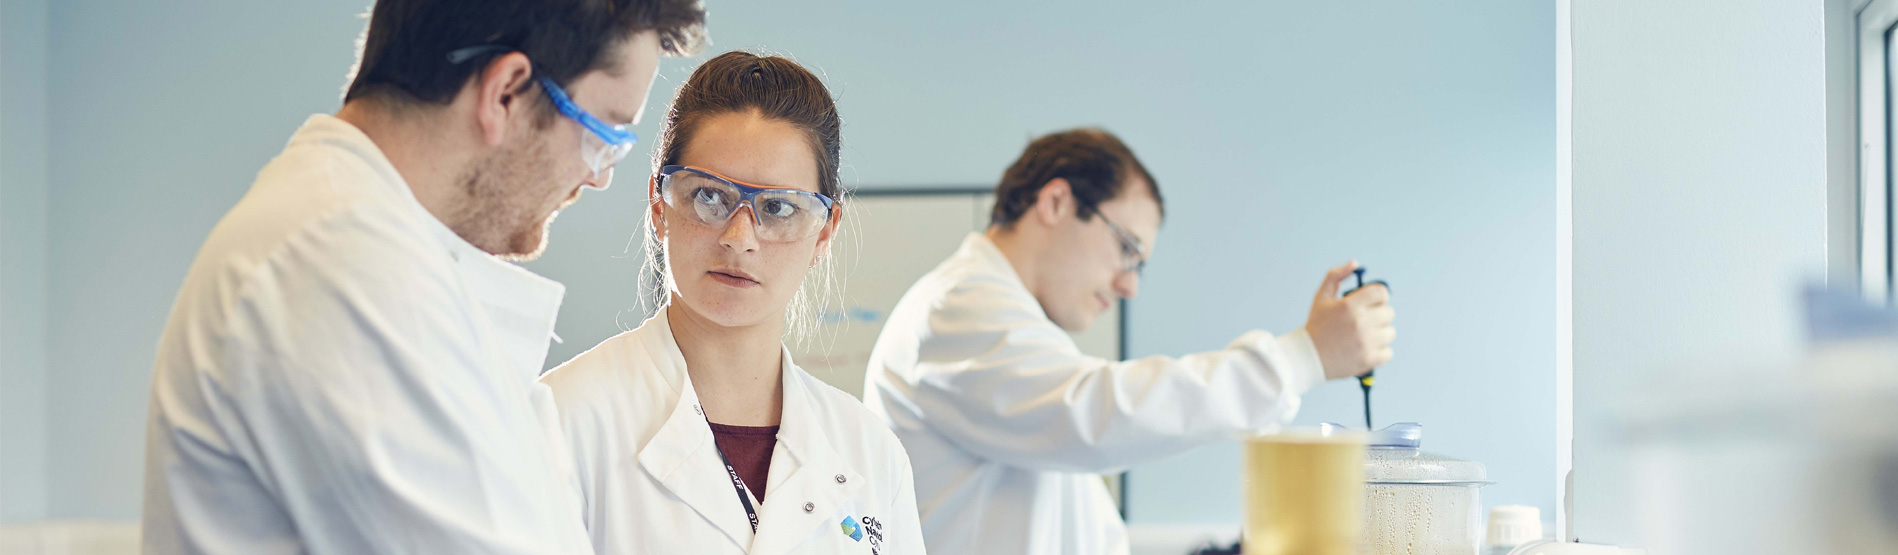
[1096, 212, 1149, 275]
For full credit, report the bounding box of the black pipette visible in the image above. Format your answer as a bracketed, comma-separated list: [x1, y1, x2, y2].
[1342, 267, 1388, 430]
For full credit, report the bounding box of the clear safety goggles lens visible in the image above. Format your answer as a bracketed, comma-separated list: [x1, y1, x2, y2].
[580, 128, 635, 178]
[660, 170, 833, 242]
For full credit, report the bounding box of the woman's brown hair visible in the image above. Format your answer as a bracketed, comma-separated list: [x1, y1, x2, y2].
[650, 51, 843, 200]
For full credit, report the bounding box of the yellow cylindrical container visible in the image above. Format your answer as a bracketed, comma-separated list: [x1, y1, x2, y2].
[1242, 430, 1367, 555]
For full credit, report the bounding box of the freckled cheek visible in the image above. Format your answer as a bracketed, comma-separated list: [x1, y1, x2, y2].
[754, 245, 813, 288]
[662, 222, 717, 276]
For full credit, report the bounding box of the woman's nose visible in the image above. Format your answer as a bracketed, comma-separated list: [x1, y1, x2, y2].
[718, 204, 760, 252]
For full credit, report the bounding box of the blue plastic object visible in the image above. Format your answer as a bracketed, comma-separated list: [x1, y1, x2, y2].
[1319, 421, 1424, 448]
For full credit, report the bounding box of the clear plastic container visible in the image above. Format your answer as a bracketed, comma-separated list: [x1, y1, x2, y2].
[1322, 422, 1492, 555]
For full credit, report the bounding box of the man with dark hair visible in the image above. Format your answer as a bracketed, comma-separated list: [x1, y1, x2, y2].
[141, 1, 704, 553]
[864, 128, 1398, 555]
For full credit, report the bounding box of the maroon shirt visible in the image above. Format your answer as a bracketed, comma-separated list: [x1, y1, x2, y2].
[708, 422, 779, 501]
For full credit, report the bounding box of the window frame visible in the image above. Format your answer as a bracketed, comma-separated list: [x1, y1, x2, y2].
[1859, 0, 1898, 303]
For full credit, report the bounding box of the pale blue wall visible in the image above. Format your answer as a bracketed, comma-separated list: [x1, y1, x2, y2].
[1, 0, 51, 524]
[1088, 2, 1558, 524]
[20, 0, 1556, 522]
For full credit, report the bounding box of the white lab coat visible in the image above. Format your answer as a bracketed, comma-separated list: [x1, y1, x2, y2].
[539, 308, 926, 555]
[863, 233, 1327, 555]
[142, 115, 593, 555]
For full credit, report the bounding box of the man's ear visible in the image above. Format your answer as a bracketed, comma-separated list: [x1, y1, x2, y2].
[471, 52, 536, 148]
[648, 176, 668, 240]
[1032, 178, 1074, 227]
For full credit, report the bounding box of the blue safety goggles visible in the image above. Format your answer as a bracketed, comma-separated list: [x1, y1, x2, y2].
[447, 45, 637, 177]
[535, 74, 636, 177]
[653, 165, 839, 242]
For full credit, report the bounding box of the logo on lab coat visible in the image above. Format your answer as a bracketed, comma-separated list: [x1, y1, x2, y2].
[840, 516, 863, 541]
[862, 515, 884, 553]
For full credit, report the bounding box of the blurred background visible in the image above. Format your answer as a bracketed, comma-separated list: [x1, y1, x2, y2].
[3, 0, 1890, 554]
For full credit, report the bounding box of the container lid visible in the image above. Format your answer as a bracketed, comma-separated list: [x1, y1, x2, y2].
[1319, 422, 1489, 485]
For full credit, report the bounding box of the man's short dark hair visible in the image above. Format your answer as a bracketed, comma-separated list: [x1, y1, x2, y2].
[342, 0, 707, 108]
[989, 128, 1164, 229]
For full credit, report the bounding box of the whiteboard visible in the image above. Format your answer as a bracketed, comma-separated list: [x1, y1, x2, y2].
[793, 190, 1123, 398]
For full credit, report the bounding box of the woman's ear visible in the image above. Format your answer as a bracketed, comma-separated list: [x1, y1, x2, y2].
[811, 203, 843, 267]
[648, 176, 668, 240]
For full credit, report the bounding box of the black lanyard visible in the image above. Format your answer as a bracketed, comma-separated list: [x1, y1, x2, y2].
[708, 419, 761, 534]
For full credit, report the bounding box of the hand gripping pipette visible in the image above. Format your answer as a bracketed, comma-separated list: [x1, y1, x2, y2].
[1342, 267, 1388, 430]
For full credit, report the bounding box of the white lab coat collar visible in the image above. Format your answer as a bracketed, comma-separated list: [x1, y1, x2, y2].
[293, 115, 566, 379]
[959, 231, 1032, 292]
[632, 308, 867, 555]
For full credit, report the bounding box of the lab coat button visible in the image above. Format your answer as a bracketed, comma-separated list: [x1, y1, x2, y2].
[835, 474, 846, 484]
[803, 502, 815, 513]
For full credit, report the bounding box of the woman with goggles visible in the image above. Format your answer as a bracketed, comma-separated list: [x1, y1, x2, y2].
[539, 51, 926, 555]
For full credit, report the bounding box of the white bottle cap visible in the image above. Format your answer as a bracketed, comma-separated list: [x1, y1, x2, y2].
[1486, 505, 1543, 547]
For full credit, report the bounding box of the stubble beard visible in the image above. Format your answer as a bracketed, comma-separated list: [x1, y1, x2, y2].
[454, 132, 563, 262]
